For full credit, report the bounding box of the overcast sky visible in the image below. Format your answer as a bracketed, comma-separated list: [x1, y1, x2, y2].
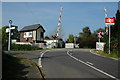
[2, 2, 119, 40]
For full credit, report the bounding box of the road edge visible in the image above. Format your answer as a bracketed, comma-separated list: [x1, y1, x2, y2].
[90, 49, 119, 61]
[12, 55, 45, 79]
[67, 50, 118, 80]
[24, 57, 46, 80]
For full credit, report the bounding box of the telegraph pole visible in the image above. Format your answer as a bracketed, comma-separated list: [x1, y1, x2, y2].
[8, 20, 12, 51]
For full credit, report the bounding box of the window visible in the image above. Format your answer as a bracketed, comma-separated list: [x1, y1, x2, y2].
[24, 32, 27, 38]
[29, 32, 32, 36]
[24, 32, 26, 36]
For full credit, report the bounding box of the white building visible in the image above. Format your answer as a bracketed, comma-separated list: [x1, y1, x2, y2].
[44, 39, 64, 48]
[44, 40, 58, 48]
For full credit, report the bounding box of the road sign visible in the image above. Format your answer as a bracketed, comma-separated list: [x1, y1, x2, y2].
[96, 42, 105, 51]
[105, 18, 115, 25]
[6, 27, 16, 33]
[105, 18, 115, 54]
[97, 32, 103, 38]
[9, 20, 12, 24]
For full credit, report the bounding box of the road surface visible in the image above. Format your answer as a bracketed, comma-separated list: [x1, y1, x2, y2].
[5, 49, 119, 79]
[42, 49, 119, 79]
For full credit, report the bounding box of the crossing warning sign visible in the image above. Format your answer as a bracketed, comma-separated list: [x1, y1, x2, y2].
[105, 18, 115, 25]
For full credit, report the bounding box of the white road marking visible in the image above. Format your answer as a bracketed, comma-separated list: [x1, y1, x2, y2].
[38, 50, 48, 67]
[67, 51, 118, 80]
[86, 61, 94, 65]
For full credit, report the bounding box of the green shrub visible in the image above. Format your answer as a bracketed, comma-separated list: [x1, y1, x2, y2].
[11, 44, 41, 51]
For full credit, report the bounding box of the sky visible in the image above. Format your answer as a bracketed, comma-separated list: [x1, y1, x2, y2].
[2, 2, 119, 40]
[1, 0, 120, 2]
[118, 1, 120, 10]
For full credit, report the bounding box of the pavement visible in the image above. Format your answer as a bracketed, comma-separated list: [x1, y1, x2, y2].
[19, 57, 43, 79]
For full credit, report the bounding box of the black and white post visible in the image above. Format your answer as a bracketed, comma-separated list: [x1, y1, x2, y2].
[8, 20, 12, 51]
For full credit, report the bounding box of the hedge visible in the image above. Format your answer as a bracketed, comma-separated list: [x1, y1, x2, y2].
[11, 44, 41, 51]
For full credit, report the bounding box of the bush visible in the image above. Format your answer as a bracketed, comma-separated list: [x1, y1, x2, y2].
[11, 44, 41, 51]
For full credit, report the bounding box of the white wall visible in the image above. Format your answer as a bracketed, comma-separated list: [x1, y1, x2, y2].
[33, 30, 36, 40]
[37, 28, 44, 41]
[24, 31, 33, 38]
[65, 43, 74, 48]
[15, 42, 32, 45]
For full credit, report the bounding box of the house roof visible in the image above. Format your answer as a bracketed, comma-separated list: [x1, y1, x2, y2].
[20, 24, 45, 32]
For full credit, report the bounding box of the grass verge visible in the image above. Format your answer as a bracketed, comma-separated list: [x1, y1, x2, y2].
[2, 52, 38, 79]
[94, 50, 120, 59]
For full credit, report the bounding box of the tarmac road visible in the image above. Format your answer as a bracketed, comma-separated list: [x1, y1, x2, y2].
[42, 49, 119, 79]
[5, 49, 119, 79]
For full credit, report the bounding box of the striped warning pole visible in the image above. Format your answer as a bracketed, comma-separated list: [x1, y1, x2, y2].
[56, 6, 63, 39]
[104, 7, 108, 35]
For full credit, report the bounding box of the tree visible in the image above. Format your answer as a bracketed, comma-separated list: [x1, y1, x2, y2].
[93, 28, 107, 42]
[0, 28, 2, 36]
[93, 28, 105, 35]
[2, 26, 19, 50]
[2, 26, 9, 50]
[104, 10, 120, 54]
[11, 28, 20, 40]
[77, 27, 98, 48]
[67, 34, 74, 43]
[44, 36, 50, 40]
[79, 27, 91, 37]
[111, 10, 120, 38]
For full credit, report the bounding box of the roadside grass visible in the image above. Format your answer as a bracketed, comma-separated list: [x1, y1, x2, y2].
[95, 50, 120, 59]
[2, 52, 26, 79]
[2, 52, 35, 79]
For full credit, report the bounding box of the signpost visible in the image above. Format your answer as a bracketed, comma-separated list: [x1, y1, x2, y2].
[97, 32, 105, 51]
[105, 18, 115, 54]
[6, 27, 15, 33]
[8, 20, 12, 51]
